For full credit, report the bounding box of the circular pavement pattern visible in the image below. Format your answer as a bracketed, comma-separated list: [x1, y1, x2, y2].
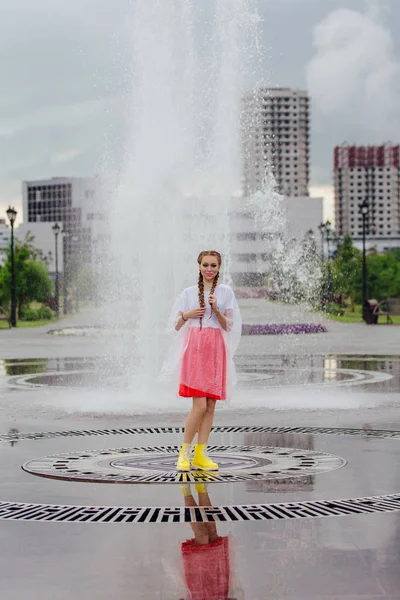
[6, 365, 392, 390]
[2, 424, 400, 444]
[22, 444, 345, 484]
[2, 425, 400, 523]
[2, 493, 400, 524]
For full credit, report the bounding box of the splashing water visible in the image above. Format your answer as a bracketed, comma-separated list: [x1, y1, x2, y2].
[98, 0, 321, 410]
[100, 1, 259, 398]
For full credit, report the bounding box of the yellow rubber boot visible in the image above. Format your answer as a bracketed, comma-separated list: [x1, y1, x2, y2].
[192, 444, 219, 471]
[180, 484, 193, 497]
[195, 483, 208, 495]
[176, 443, 191, 472]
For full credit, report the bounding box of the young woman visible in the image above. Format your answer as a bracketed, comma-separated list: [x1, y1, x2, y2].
[163, 250, 241, 472]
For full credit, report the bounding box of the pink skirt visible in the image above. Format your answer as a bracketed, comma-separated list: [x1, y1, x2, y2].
[181, 536, 230, 600]
[179, 327, 227, 400]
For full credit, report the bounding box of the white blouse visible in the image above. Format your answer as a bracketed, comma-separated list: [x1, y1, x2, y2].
[161, 283, 242, 398]
[177, 284, 236, 329]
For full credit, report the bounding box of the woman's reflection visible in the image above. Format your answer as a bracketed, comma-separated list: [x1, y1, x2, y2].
[180, 483, 243, 600]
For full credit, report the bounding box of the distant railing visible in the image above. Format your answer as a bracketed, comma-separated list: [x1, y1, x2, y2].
[373, 298, 400, 324]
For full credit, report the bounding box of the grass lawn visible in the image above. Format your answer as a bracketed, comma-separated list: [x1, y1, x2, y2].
[325, 311, 400, 325]
[0, 299, 75, 329]
[0, 317, 61, 329]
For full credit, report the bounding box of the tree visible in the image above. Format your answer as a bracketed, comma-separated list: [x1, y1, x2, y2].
[19, 260, 54, 313]
[361, 252, 400, 301]
[388, 248, 400, 261]
[327, 236, 400, 307]
[330, 235, 361, 309]
[0, 234, 54, 318]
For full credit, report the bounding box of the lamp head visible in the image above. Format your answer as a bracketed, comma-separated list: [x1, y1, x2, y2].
[6, 206, 17, 225]
[52, 222, 61, 235]
[359, 200, 369, 216]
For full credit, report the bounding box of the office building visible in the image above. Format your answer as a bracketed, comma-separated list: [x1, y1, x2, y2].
[0, 219, 10, 264]
[334, 144, 400, 249]
[20, 177, 107, 273]
[230, 195, 323, 285]
[242, 88, 310, 197]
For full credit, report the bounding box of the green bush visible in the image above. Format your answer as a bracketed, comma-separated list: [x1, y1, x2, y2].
[21, 309, 39, 321]
[323, 303, 344, 316]
[21, 307, 54, 321]
[37, 306, 54, 320]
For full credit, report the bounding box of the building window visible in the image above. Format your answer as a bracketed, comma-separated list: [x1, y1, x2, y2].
[237, 254, 257, 263]
[236, 232, 257, 241]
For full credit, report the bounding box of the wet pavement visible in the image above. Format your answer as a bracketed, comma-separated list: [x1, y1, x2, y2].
[2, 419, 400, 599]
[1, 316, 400, 598]
[2, 425, 400, 599]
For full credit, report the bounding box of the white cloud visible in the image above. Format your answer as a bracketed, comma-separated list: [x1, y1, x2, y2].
[0, 0, 399, 215]
[51, 149, 83, 165]
[364, 0, 392, 21]
[0, 1, 130, 224]
[306, 6, 400, 136]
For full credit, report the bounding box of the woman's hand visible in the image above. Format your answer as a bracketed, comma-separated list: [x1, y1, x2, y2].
[183, 307, 206, 320]
[208, 294, 219, 313]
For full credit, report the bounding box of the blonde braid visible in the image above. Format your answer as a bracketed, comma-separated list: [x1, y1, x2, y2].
[198, 270, 205, 330]
[210, 271, 219, 296]
[208, 271, 220, 320]
[197, 250, 222, 330]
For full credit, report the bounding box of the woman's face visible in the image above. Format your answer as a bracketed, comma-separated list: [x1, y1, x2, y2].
[199, 255, 220, 283]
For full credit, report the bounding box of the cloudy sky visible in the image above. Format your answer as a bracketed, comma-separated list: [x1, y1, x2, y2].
[0, 0, 399, 224]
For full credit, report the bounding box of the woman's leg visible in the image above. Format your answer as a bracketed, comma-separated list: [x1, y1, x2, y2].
[182, 487, 210, 544]
[197, 398, 217, 445]
[183, 397, 207, 444]
[197, 487, 219, 543]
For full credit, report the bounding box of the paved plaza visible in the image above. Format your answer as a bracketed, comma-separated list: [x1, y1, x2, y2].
[1, 301, 400, 599]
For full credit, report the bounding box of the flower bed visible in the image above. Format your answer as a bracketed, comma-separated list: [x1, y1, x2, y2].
[48, 326, 106, 336]
[242, 323, 327, 335]
[48, 323, 327, 337]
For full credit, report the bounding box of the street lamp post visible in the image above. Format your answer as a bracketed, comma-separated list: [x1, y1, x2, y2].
[6, 206, 17, 327]
[358, 200, 369, 322]
[52, 223, 60, 318]
[318, 220, 333, 308]
[61, 228, 70, 315]
[318, 222, 326, 309]
[318, 222, 326, 262]
[92, 237, 99, 308]
[325, 221, 333, 303]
